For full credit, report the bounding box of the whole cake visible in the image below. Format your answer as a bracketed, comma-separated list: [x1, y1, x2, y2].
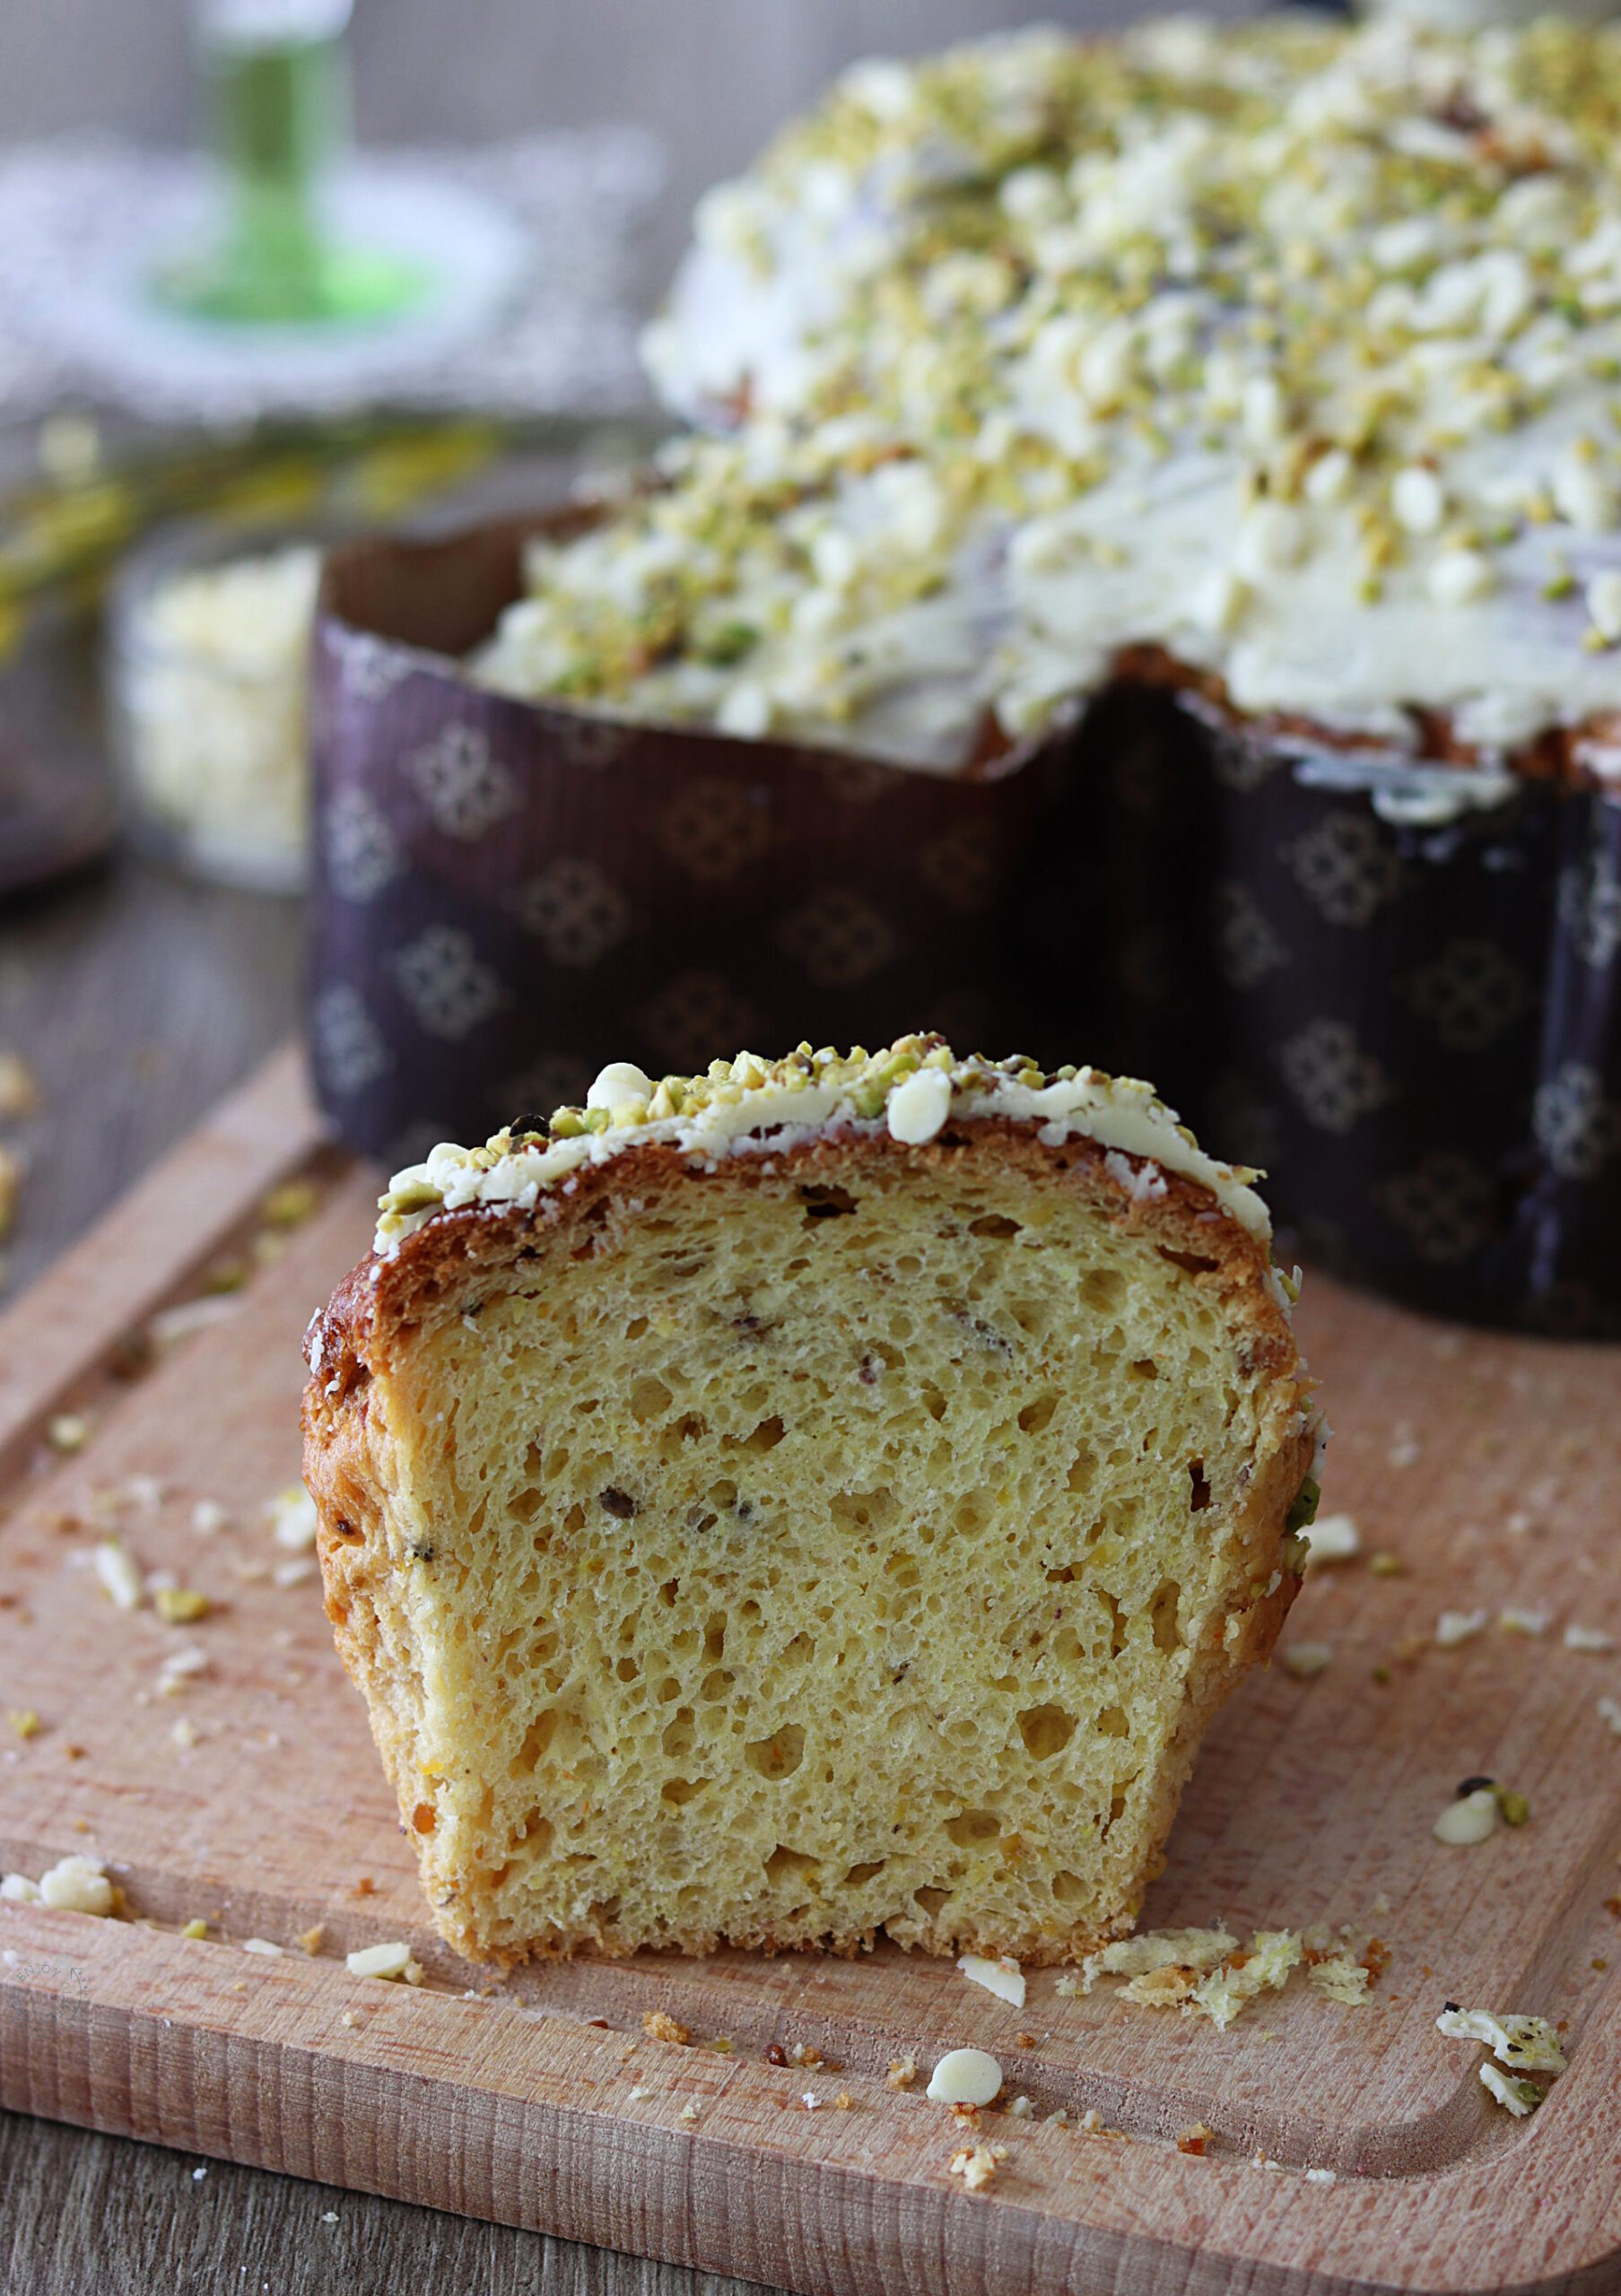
[303, 1039, 1319, 1964]
[477, 14, 1621, 791]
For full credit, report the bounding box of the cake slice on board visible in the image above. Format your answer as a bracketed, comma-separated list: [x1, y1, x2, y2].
[303, 1039, 1319, 1966]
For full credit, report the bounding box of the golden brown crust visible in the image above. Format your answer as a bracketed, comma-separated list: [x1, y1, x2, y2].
[304, 1118, 1314, 1968]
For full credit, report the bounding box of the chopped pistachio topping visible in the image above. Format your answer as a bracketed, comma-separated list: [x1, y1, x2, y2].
[371, 1034, 1273, 1257]
[481, 17, 1621, 773]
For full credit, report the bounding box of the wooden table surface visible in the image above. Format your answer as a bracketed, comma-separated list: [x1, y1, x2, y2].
[0, 854, 776, 2296]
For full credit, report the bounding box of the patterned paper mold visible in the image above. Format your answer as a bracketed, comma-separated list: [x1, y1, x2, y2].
[311, 521, 1621, 1329]
[308, 518, 1069, 1167]
[1058, 692, 1621, 1334]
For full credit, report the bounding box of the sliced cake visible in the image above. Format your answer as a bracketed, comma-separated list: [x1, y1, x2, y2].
[302, 1038, 1320, 1965]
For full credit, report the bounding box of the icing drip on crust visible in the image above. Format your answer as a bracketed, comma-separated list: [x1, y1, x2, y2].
[372, 1036, 1272, 1255]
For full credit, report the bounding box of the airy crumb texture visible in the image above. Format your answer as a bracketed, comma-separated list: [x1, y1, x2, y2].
[305, 1113, 1312, 1966]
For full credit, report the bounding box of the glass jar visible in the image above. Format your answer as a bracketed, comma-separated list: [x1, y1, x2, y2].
[106, 518, 322, 891]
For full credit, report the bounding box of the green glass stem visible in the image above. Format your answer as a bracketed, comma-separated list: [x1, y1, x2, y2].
[152, 16, 428, 329]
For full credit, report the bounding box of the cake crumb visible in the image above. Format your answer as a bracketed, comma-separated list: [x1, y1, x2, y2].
[1304, 2166, 1338, 2184]
[295, 1925, 326, 1956]
[242, 1938, 283, 1958]
[643, 2009, 692, 2046]
[947, 2141, 1007, 2193]
[789, 2040, 823, 2068]
[180, 1918, 208, 1939]
[1368, 1552, 1404, 1577]
[1007, 2094, 1035, 2118]
[832, 2089, 855, 2110]
[170, 1717, 199, 1750]
[46, 1413, 92, 1455]
[1499, 1607, 1549, 1636]
[1281, 1641, 1333, 1680]
[7, 1708, 40, 1739]
[1565, 1623, 1617, 1652]
[1176, 2124, 1214, 2155]
[679, 2101, 701, 2122]
[340, 2010, 361, 2028]
[886, 2055, 918, 2089]
[627, 2084, 652, 2101]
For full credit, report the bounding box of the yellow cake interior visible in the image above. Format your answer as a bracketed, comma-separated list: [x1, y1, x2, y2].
[331, 1130, 1304, 1963]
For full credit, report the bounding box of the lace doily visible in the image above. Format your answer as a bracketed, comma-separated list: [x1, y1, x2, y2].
[0, 129, 663, 426]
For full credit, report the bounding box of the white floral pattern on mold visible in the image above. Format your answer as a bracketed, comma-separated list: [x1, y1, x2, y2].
[512, 858, 632, 968]
[1404, 938, 1530, 1052]
[1532, 1062, 1621, 1180]
[324, 786, 404, 904]
[1556, 848, 1621, 972]
[498, 1052, 597, 1125]
[640, 970, 762, 1074]
[658, 777, 774, 884]
[777, 886, 899, 989]
[405, 725, 521, 841]
[336, 630, 417, 702]
[1376, 1152, 1496, 1265]
[312, 983, 393, 1094]
[1282, 813, 1403, 929]
[1215, 882, 1288, 991]
[1278, 1017, 1396, 1135]
[391, 926, 507, 1040]
[1206, 1068, 1284, 1171]
[917, 820, 1010, 914]
[546, 714, 632, 771]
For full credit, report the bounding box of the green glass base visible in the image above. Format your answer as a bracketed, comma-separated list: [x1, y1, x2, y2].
[150, 240, 432, 330]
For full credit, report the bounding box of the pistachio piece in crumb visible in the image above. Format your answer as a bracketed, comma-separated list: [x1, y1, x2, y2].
[7, 1708, 41, 1740]
[153, 1587, 210, 1625]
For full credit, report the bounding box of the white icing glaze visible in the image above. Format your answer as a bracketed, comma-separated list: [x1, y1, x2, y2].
[372, 1040, 1272, 1255]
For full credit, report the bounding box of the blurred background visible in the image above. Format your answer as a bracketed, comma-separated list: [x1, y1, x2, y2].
[3, 0, 1253, 287]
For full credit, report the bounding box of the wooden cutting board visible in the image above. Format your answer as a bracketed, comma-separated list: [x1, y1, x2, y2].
[2, 1047, 1619, 2296]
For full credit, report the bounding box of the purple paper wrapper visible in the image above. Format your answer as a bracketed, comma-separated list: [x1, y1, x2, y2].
[1062, 696, 1621, 1336]
[308, 517, 1070, 1169]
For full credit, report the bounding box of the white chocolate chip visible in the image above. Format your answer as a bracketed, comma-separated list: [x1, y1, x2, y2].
[957, 1953, 1025, 2007]
[1427, 549, 1495, 606]
[1585, 570, 1621, 641]
[1564, 1623, 1616, 1651]
[887, 1068, 953, 1146]
[1434, 1608, 1487, 1649]
[587, 1063, 653, 1113]
[92, 1540, 144, 1613]
[1433, 1787, 1497, 1846]
[1391, 466, 1445, 535]
[926, 2047, 1003, 2106]
[346, 1939, 415, 1980]
[1301, 1512, 1358, 1564]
